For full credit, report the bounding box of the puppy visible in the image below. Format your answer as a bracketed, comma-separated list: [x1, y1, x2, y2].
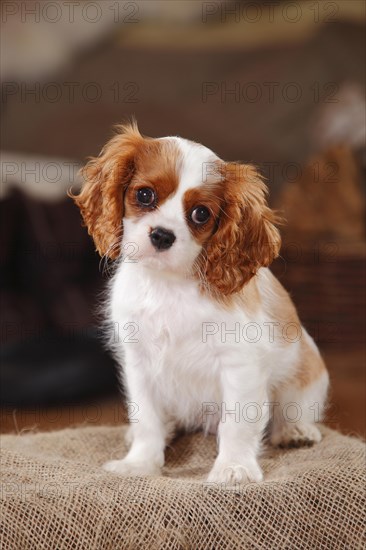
[72, 122, 329, 486]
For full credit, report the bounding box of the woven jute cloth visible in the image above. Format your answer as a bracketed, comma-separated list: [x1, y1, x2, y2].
[0, 424, 365, 549]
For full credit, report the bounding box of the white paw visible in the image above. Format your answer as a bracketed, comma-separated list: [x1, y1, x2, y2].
[207, 459, 263, 487]
[102, 458, 161, 477]
[270, 423, 322, 448]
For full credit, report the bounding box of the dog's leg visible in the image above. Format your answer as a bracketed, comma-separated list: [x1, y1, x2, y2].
[207, 364, 268, 486]
[270, 333, 329, 448]
[103, 361, 167, 476]
[269, 370, 329, 448]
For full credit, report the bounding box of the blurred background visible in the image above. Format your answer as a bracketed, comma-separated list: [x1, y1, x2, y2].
[1, 0, 365, 437]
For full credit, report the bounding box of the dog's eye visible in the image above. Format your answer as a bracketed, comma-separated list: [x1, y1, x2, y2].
[190, 206, 211, 225]
[136, 187, 156, 207]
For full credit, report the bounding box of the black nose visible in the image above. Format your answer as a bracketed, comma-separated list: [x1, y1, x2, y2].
[150, 226, 176, 250]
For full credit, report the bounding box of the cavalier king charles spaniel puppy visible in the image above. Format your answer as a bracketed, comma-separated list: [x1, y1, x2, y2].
[72, 122, 329, 486]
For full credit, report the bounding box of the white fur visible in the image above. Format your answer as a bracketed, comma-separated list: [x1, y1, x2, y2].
[102, 138, 329, 485]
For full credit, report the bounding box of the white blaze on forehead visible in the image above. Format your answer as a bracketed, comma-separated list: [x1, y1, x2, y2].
[157, 136, 222, 222]
[174, 137, 221, 191]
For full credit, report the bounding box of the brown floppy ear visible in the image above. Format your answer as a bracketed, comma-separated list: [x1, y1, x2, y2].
[202, 163, 281, 296]
[69, 123, 144, 259]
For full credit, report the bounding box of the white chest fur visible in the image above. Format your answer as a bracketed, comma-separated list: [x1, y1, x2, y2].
[108, 263, 265, 430]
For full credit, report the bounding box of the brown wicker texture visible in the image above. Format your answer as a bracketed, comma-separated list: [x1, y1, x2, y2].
[274, 146, 365, 346]
[272, 244, 366, 346]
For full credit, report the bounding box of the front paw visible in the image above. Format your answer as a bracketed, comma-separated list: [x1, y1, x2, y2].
[103, 459, 161, 477]
[207, 459, 263, 487]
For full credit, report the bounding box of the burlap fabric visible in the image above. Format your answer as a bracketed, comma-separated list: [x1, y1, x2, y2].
[1, 424, 365, 549]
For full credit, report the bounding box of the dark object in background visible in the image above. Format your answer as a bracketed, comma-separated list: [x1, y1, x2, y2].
[0, 189, 119, 407]
[1, 330, 118, 407]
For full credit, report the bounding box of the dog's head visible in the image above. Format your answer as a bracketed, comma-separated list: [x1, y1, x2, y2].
[72, 123, 280, 295]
